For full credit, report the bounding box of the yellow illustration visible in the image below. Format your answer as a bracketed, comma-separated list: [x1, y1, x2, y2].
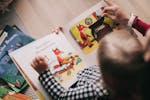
[70, 9, 114, 54]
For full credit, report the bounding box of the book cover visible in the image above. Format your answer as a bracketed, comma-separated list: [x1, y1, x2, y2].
[70, 5, 114, 54]
[0, 25, 39, 99]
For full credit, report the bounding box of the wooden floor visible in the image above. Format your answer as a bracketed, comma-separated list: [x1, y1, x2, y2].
[0, 0, 150, 39]
[13, 0, 100, 38]
[3, 0, 149, 39]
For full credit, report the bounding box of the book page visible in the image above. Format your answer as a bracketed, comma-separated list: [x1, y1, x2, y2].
[63, 0, 108, 67]
[9, 32, 85, 100]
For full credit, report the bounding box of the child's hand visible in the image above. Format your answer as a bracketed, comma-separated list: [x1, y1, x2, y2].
[51, 26, 63, 34]
[31, 56, 49, 74]
[102, 0, 129, 25]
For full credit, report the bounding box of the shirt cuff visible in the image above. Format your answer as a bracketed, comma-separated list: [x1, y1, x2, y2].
[127, 13, 137, 27]
[39, 69, 52, 77]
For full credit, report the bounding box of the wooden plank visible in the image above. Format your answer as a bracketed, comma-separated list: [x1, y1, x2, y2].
[14, 0, 100, 38]
[14, 0, 150, 39]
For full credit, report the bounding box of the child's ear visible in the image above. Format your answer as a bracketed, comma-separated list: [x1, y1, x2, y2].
[146, 29, 150, 37]
[144, 36, 150, 62]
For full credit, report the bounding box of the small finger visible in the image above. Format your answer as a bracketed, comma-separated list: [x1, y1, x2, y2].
[32, 57, 39, 65]
[38, 56, 44, 61]
[31, 62, 35, 68]
[102, 6, 116, 13]
[104, 0, 113, 6]
[103, 13, 116, 20]
[35, 56, 40, 62]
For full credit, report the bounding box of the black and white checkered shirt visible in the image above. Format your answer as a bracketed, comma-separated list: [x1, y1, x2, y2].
[39, 65, 109, 100]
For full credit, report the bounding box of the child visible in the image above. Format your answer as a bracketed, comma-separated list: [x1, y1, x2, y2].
[98, 0, 150, 100]
[98, 29, 150, 100]
[31, 29, 150, 100]
[31, 28, 109, 100]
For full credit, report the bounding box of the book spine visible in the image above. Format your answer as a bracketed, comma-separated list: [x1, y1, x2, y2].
[11, 57, 44, 100]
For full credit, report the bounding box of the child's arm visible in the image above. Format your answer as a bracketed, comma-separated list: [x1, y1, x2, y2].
[39, 69, 108, 99]
[31, 56, 108, 99]
[102, 0, 150, 35]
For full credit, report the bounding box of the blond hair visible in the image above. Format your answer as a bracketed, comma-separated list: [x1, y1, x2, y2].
[98, 29, 149, 99]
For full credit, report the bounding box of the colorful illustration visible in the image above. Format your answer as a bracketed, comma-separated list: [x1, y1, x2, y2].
[3, 93, 32, 100]
[70, 8, 114, 54]
[47, 48, 83, 83]
[9, 32, 86, 91]
[0, 25, 35, 99]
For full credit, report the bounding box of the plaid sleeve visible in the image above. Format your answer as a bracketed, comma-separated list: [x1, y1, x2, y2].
[39, 69, 109, 100]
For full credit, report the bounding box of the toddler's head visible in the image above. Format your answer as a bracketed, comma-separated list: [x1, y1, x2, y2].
[98, 29, 149, 99]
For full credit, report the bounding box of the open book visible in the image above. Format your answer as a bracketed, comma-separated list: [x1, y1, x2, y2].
[9, 0, 114, 100]
[9, 31, 85, 97]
